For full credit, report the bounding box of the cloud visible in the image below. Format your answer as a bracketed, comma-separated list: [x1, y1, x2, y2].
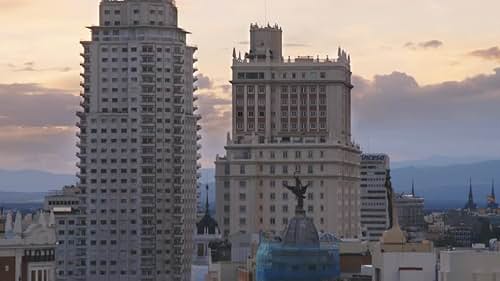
[404, 40, 443, 50]
[196, 87, 232, 167]
[284, 43, 310, 47]
[4, 68, 500, 172]
[352, 68, 500, 161]
[0, 126, 76, 174]
[469, 46, 500, 61]
[196, 73, 215, 89]
[6, 62, 73, 73]
[0, 83, 79, 127]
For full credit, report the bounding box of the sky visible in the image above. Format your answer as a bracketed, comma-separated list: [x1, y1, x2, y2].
[0, 0, 499, 173]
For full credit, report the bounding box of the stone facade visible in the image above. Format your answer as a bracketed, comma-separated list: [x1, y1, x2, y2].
[0, 211, 57, 281]
[216, 24, 361, 239]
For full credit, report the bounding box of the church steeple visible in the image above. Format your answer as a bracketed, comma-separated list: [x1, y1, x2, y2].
[196, 184, 220, 235]
[205, 184, 210, 215]
[487, 179, 498, 209]
[464, 177, 477, 210]
[492, 179, 496, 200]
[411, 179, 415, 197]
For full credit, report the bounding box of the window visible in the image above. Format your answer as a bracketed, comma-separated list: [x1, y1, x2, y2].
[240, 165, 246, 174]
[282, 165, 288, 174]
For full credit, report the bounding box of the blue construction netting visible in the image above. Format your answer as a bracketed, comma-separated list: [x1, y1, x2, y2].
[256, 239, 340, 281]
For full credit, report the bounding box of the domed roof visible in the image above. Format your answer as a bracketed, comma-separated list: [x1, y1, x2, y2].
[282, 214, 319, 247]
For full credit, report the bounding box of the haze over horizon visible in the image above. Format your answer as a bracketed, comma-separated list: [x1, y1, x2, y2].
[1, 0, 500, 173]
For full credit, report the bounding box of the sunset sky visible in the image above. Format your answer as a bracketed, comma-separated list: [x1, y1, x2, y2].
[1, 0, 499, 173]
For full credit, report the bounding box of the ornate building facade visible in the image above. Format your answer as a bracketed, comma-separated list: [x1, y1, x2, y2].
[215, 24, 361, 239]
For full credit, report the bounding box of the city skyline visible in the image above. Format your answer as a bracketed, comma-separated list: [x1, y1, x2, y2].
[1, 0, 500, 173]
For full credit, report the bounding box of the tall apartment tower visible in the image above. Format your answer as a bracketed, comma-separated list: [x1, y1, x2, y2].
[215, 24, 361, 239]
[359, 154, 390, 241]
[76, 1, 200, 280]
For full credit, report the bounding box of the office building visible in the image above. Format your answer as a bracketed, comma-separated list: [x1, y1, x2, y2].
[395, 192, 425, 241]
[75, 0, 200, 280]
[215, 24, 361, 239]
[359, 154, 390, 241]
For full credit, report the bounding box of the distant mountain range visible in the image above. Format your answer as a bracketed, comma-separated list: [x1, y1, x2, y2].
[0, 169, 76, 192]
[1, 160, 499, 210]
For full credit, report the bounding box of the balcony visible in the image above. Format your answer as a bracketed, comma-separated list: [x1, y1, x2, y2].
[76, 122, 87, 128]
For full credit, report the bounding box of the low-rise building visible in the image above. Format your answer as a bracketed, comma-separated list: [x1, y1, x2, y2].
[43, 186, 85, 280]
[0, 210, 56, 281]
[371, 228, 436, 281]
[439, 248, 500, 281]
[338, 239, 372, 280]
[371, 173, 436, 281]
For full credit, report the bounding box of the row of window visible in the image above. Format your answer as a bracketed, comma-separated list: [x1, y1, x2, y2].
[235, 164, 324, 175]
[103, 8, 165, 16]
[102, 20, 167, 26]
[237, 216, 327, 226]
[236, 110, 327, 118]
[236, 121, 327, 130]
[236, 72, 328, 81]
[236, 85, 327, 94]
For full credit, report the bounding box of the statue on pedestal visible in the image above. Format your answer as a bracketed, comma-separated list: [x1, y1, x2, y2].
[283, 173, 310, 214]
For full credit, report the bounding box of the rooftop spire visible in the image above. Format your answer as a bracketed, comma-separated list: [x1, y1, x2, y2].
[464, 177, 477, 210]
[411, 178, 415, 197]
[468, 177, 473, 201]
[205, 185, 210, 215]
[492, 179, 496, 199]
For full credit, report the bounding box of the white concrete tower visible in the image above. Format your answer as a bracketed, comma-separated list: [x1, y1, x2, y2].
[75, 1, 201, 281]
[215, 24, 361, 239]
